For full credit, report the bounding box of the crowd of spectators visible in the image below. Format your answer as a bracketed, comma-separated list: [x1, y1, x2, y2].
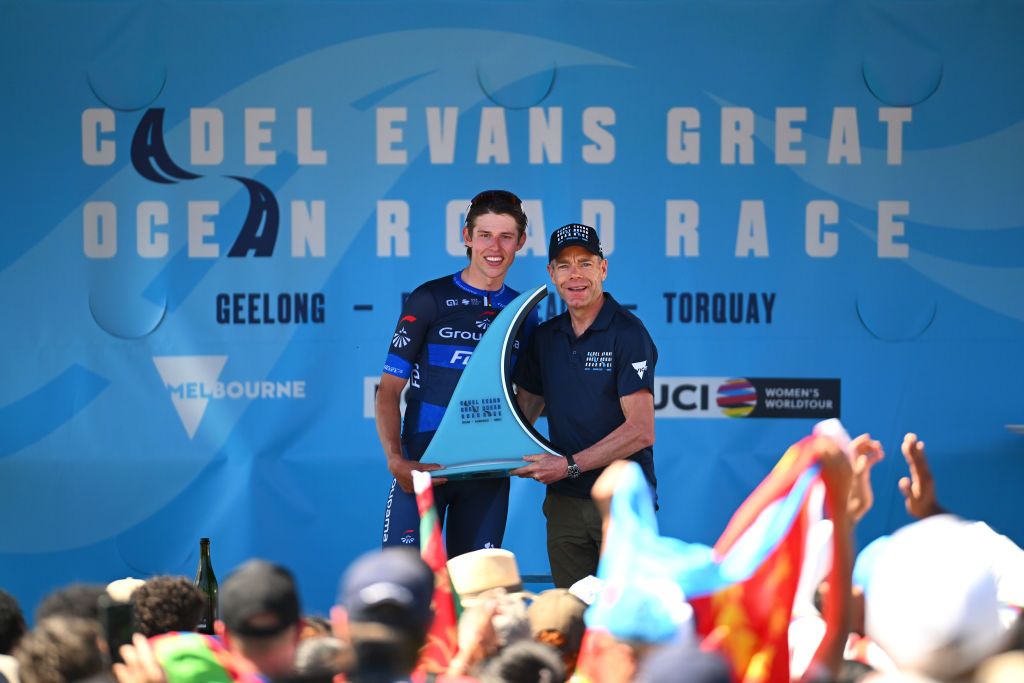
[1, 429, 1022, 683]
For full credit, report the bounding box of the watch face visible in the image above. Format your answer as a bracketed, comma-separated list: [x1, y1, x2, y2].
[567, 464, 581, 480]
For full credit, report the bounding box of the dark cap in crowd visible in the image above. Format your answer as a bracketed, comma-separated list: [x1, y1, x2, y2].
[220, 560, 301, 637]
[635, 642, 732, 683]
[527, 589, 586, 652]
[548, 223, 603, 262]
[339, 548, 434, 630]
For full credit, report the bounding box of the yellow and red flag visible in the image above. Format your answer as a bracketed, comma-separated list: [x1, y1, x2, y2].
[689, 435, 845, 683]
[579, 434, 849, 683]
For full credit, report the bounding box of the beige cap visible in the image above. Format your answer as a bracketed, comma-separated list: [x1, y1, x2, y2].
[447, 548, 523, 600]
[528, 588, 587, 652]
[106, 577, 147, 603]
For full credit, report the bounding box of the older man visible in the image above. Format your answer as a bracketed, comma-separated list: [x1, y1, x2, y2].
[512, 223, 658, 588]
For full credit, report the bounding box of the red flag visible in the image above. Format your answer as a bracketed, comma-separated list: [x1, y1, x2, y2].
[412, 470, 461, 675]
[691, 436, 849, 683]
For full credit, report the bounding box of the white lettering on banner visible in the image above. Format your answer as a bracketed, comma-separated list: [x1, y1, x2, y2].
[137, 201, 169, 258]
[377, 107, 407, 164]
[188, 201, 220, 258]
[82, 108, 115, 166]
[427, 107, 458, 164]
[666, 200, 699, 257]
[190, 108, 224, 165]
[880, 107, 912, 165]
[582, 107, 615, 163]
[775, 107, 807, 165]
[446, 200, 468, 257]
[828, 107, 861, 165]
[376, 106, 619, 166]
[292, 201, 326, 257]
[296, 107, 327, 165]
[83, 200, 328, 259]
[478, 107, 510, 164]
[244, 108, 276, 165]
[878, 201, 910, 258]
[721, 107, 754, 165]
[668, 105, 910, 166]
[665, 200, 912, 259]
[377, 200, 410, 257]
[529, 107, 562, 164]
[735, 200, 769, 257]
[667, 107, 700, 164]
[806, 200, 839, 258]
[154, 356, 306, 440]
[83, 201, 117, 258]
[581, 200, 615, 256]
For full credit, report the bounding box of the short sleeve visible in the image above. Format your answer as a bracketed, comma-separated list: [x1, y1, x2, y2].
[615, 322, 657, 398]
[382, 286, 436, 379]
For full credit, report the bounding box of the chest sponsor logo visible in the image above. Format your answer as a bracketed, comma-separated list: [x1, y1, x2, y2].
[584, 350, 613, 371]
[476, 310, 496, 330]
[439, 326, 483, 341]
[654, 377, 840, 419]
[392, 315, 417, 348]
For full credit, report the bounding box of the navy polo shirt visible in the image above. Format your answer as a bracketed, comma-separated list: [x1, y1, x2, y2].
[514, 293, 658, 498]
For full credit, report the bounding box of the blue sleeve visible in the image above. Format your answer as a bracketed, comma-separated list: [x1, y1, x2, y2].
[382, 286, 436, 379]
[615, 322, 657, 397]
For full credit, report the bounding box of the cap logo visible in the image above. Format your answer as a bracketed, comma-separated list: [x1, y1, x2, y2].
[555, 224, 593, 246]
[359, 582, 414, 608]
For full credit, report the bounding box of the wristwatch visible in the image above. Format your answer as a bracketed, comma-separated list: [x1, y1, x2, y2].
[565, 453, 582, 480]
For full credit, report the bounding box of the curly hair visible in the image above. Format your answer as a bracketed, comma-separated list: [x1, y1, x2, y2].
[131, 576, 203, 637]
[0, 589, 26, 655]
[14, 616, 104, 683]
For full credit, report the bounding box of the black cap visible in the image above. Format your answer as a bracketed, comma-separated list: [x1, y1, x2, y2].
[548, 223, 603, 262]
[220, 560, 301, 637]
[339, 548, 434, 630]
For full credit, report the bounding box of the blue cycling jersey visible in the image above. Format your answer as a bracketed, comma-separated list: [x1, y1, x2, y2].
[382, 271, 535, 446]
[378, 271, 536, 557]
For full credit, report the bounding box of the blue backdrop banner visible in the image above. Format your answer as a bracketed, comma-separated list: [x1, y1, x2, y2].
[1, 0, 1022, 618]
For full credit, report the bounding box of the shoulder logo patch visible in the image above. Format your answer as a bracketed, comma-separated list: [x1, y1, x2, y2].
[632, 360, 648, 380]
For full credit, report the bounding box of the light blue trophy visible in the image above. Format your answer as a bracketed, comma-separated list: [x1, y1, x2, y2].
[425, 285, 564, 478]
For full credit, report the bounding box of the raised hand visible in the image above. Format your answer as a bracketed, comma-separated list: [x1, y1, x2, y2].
[898, 432, 945, 519]
[846, 434, 885, 524]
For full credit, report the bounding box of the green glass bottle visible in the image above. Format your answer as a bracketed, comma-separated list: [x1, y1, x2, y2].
[193, 537, 218, 634]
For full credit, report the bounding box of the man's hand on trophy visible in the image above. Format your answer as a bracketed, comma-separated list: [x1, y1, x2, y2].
[510, 453, 570, 484]
[388, 456, 447, 493]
